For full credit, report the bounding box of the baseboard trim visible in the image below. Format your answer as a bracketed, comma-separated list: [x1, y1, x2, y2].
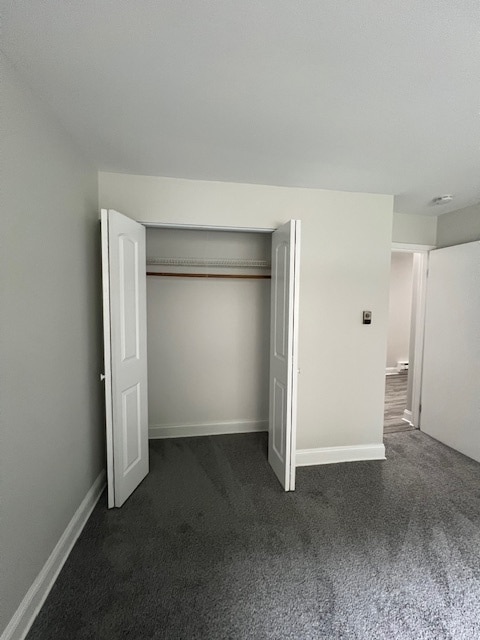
[385, 367, 399, 375]
[296, 444, 386, 467]
[149, 420, 268, 439]
[1, 470, 106, 640]
[403, 409, 414, 426]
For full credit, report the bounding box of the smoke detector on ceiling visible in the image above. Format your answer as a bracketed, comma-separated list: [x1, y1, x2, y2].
[432, 195, 454, 205]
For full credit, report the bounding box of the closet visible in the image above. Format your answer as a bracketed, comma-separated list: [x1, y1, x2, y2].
[145, 227, 271, 440]
[101, 210, 301, 508]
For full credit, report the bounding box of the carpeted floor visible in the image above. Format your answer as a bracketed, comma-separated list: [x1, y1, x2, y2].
[27, 431, 480, 640]
[384, 372, 414, 434]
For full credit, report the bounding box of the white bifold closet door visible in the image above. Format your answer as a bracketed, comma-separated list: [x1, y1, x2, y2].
[421, 241, 480, 462]
[101, 212, 301, 505]
[269, 220, 301, 491]
[101, 209, 149, 508]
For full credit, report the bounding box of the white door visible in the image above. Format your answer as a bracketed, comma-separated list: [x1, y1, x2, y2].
[421, 241, 480, 462]
[101, 209, 149, 507]
[269, 220, 301, 491]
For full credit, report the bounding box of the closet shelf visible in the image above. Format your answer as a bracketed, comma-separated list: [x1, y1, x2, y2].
[146, 257, 271, 269]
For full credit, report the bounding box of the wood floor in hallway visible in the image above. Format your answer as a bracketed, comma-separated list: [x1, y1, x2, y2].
[384, 372, 414, 434]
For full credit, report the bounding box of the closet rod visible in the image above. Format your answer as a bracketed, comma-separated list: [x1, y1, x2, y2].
[147, 257, 271, 269]
[146, 272, 271, 280]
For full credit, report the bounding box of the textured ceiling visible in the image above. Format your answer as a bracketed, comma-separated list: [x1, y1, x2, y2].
[1, 0, 479, 215]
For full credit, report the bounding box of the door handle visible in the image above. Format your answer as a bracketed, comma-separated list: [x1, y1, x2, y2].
[100, 373, 106, 381]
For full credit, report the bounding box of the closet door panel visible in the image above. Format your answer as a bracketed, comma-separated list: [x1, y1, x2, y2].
[102, 209, 148, 508]
[269, 220, 301, 491]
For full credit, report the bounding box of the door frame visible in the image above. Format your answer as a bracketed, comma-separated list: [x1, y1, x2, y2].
[140, 219, 299, 489]
[390, 242, 433, 429]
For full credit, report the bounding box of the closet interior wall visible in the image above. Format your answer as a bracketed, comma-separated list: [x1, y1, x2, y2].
[146, 227, 271, 438]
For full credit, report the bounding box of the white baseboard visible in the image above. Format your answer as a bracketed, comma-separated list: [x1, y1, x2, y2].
[149, 419, 268, 439]
[385, 367, 399, 375]
[296, 444, 386, 467]
[403, 409, 414, 426]
[1, 470, 106, 640]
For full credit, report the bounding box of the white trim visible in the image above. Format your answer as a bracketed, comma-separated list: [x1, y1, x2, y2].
[1, 471, 106, 640]
[139, 221, 275, 233]
[296, 444, 386, 467]
[385, 367, 399, 375]
[149, 420, 268, 439]
[392, 242, 435, 252]
[403, 409, 414, 426]
[411, 252, 428, 429]
[289, 220, 301, 491]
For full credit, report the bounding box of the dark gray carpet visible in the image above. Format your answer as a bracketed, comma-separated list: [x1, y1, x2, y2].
[384, 373, 414, 434]
[27, 432, 480, 640]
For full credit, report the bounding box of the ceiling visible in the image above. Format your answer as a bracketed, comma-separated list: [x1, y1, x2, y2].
[2, 0, 479, 216]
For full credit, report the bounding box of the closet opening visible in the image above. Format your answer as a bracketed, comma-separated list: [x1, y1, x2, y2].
[384, 244, 430, 436]
[145, 226, 272, 443]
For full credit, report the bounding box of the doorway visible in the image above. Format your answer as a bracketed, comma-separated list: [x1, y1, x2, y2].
[384, 244, 430, 435]
[101, 210, 301, 507]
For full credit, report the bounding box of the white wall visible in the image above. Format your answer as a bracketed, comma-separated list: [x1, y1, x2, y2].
[99, 172, 394, 451]
[392, 212, 437, 246]
[0, 54, 104, 635]
[436, 204, 480, 248]
[146, 228, 270, 434]
[386, 252, 414, 369]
